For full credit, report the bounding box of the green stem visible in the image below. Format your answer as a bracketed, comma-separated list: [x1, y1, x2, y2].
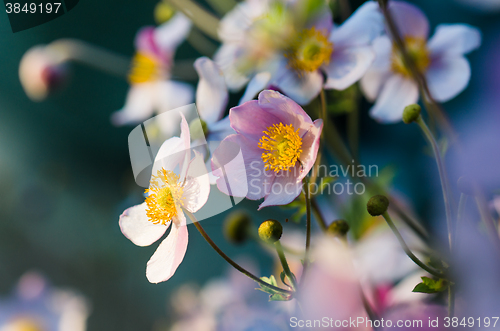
[416, 116, 453, 252]
[347, 103, 359, 165]
[275, 240, 298, 291]
[166, 0, 220, 41]
[185, 210, 292, 295]
[448, 285, 455, 318]
[311, 198, 328, 232]
[381, 212, 443, 278]
[300, 179, 312, 285]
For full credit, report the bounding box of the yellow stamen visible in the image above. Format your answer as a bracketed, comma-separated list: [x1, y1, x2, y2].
[286, 27, 333, 73]
[258, 123, 303, 173]
[4, 318, 45, 331]
[145, 169, 184, 225]
[128, 52, 163, 84]
[392, 36, 430, 77]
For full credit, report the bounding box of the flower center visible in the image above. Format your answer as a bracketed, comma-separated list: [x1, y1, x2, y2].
[4, 318, 45, 331]
[128, 52, 163, 84]
[258, 123, 303, 173]
[392, 36, 430, 77]
[145, 169, 184, 225]
[286, 27, 333, 72]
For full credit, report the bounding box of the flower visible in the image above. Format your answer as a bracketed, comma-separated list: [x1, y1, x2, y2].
[119, 113, 210, 283]
[19, 47, 68, 101]
[111, 13, 194, 134]
[361, 1, 481, 123]
[211, 90, 322, 209]
[0, 272, 90, 331]
[215, 0, 384, 105]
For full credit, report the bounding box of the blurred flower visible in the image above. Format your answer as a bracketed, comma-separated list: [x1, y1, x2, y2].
[211, 90, 322, 209]
[111, 13, 194, 134]
[361, 1, 481, 123]
[215, 0, 383, 105]
[381, 303, 447, 330]
[0, 272, 90, 331]
[119, 114, 210, 283]
[19, 47, 68, 101]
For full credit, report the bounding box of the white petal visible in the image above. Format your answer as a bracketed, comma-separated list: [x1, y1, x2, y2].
[369, 75, 419, 123]
[360, 36, 393, 101]
[194, 57, 228, 125]
[323, 46, 375, 90]
[427, 24, 481, 57]
[111, 84, 155, 126]
[207, 116, 235, 142]
[329, 1, 384, 48]
[238, 72, 272, 104]
[119, 203, 168, 247]
[387, 1, 429, 39]
[182, 151, 211, 213]
[218, 0, 267, 42]
[272, 68, 323, 105]
[154, 81, 195, 135]
[426, 56, 471, 102]
[154, 13, 192, 52]
[214, 44, 250, 91]
[146, 213, 188, 283]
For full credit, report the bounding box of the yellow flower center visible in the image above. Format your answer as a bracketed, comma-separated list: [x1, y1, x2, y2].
[128, 52, 163, 84]
[392, 36, 430, 77]
[145, 169, 184, 225]
[286, 27, 333, 72]
[258, 123, 303, 173]
[3, 318, 45, 331]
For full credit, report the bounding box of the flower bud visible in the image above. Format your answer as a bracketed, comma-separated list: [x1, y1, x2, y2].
[19, 47, 68, 101]
[327, 219, 350, 237]
[258, 219, 283, 243]
[457, 176, 475, 196]
[367, 195, 389, 216]
[223, 211, 251, 244]
[154, 1, 176, 24]
[402, 104, 421, 124]
[189, 118, 208, 141]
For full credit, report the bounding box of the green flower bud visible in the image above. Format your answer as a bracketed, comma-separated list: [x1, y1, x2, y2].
[402, 104, 422, 124]
[457, 176, 475, 196]
[258, 219, 283, 243]
[223, 211, 251, 244]
[327, 219, 350, 237]
[154, 1, 176, 24]
[189, 118, 209, 141]
[367, 195, 390, 216]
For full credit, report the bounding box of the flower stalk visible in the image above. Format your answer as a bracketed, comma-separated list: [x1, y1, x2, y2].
[275, 240, 298, 291]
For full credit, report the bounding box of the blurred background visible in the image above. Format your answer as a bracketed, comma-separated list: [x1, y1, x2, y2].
[1, 0, 499, 329]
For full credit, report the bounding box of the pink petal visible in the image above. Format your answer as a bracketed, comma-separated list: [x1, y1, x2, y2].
[258, 90, 314, 136]
[387, 1, 429, 39]
[298, 119, 323, 181]
[426, 55, 471, 102]
[146, 213, 188, 283]
[119, 203, 168, 247]
[229, 100, 281, 141]
[182, 151, 211, 213]
[258, 164, 303, 209]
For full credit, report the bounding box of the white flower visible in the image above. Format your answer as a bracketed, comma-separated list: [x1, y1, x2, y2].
[361, 1, 481, 123]
[111, 14, 194, 135]
[119, 113, 210, 283]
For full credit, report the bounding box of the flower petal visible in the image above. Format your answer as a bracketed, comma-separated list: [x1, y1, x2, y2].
[111, 84, 155, 126]
[154, 81, 195, 136]
[146, 213, 188, 283]
[154, 13, 192, 52]
[207, 116, 235, 142]
[387, 1, 429, 39]
[258, 90, 314, 136]
[298, 119, 323, 181]
[329, 1, 383, 48]
[323, 45, 375, 90]
[271, 67, 323, 105]
[258, 164, 303, 209]
[238, 72, 272, 104]
[183, 151, 211, 213]
[229, 100, 281, 141]
[360, 36, 393, 101]
[194, 57, 228, 125]
[426, 56, 471, 102]
[427, 24, 481, 57]
[218, 0, 267, 43]
[369, 75, 419, 123]
[214, 44, 250, 91]
[119, 203, 168, 247]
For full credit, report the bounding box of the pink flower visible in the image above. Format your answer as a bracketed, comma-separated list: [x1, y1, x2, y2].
[211, 90, 322, 209]
[119, 114, 210, 283]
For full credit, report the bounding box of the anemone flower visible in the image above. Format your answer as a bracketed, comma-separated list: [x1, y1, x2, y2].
[361, 1, 481, 123]
[119, 114, 210, 283]
[211, 90, 322, 209]
[111, 13, 194, 135]
[215, 0, 384, 105]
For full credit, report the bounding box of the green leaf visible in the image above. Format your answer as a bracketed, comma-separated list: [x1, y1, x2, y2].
[412, 277, 448, 293]
[255, 275, 292, 301]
